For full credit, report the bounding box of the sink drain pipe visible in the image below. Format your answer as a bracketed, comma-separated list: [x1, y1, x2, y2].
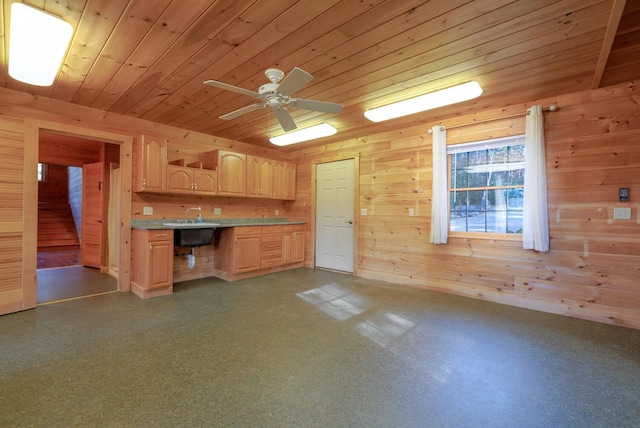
[187, 247, 196, 269]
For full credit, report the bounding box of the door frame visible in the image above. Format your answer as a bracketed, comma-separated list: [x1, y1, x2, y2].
[310, 153, 360, 275]
[24, 118, 133, 306]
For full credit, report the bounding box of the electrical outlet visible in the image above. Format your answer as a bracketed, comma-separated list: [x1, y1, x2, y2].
[275, 209, 279, 216]
[408, 208, 414, 217]
[143, 206, 153, 215]
[214, 207, 221, 215]
[361, 208, 368, 216]
[613, 207, 631, 220]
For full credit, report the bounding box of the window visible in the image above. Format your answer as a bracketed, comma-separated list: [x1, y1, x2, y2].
[37, 162, 47, 182]
[448, 135, 525, 234]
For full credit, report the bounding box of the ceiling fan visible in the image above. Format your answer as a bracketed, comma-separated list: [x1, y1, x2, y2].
[204, 67, 342, 132]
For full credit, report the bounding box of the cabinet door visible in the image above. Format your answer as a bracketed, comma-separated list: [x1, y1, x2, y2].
[135, 135, 167, 193]
[218, 151, 246, 196]
[234, 234, 261, 272]
[149, 240, 174, 288]
[167, 166, 193, 194]
[282, 232, 294, 264]
[246, 155, 261, 198]
[193, 169, 217, 195]
[283, 225, 305, 264]
[259, 157, 273, 198]
[272, 160, 286, 199]
[293, 231, 305, 263]
[284, 162, 296, 200]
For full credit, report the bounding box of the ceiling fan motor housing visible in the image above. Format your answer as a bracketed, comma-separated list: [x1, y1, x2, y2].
[259, 82, 285, 108]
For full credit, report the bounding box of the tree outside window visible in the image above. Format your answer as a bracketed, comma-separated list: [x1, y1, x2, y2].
[448, 136, 525, 234]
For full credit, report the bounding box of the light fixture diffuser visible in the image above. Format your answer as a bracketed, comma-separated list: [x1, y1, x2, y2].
[270, 123, 337, 146]
[8, 3, 73, 86]
[364, 81, 483, 122]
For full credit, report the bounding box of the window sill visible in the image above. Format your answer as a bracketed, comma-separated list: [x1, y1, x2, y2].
[448, 231, 522, 241]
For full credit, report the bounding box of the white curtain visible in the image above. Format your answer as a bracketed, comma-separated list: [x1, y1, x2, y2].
[430, 126, 448, 244]
[523, 105, 549, 252]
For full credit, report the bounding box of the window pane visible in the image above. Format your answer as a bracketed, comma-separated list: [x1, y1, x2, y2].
[447, 136, 525, 235]
[451, 153, 468, 188]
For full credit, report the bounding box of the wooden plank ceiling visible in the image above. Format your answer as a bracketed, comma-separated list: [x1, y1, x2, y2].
[1, 0, 639, 150]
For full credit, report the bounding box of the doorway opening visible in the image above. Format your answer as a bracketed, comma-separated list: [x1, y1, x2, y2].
[37, 131, 120, 304]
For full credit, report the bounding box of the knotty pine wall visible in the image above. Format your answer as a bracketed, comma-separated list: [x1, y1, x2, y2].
[0, 86, 284, 314]
[287, 80, 640, 329]
[1, 81, 639, 328]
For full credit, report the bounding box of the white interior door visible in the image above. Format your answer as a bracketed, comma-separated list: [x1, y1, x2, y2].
[315, 159, 355, 272]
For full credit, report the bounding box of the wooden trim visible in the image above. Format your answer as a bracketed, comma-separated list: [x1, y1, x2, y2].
[310, 153, 360, 275]
[24, 118, 134, 294]
[23, 123, 38, 309]
[591, 0, 627, 89]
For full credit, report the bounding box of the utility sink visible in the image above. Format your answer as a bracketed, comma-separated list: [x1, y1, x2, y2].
[162, 222, 220, 228]
[162, 222, 219, 247]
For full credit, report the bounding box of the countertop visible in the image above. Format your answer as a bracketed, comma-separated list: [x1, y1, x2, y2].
[131, 218, 305, 230]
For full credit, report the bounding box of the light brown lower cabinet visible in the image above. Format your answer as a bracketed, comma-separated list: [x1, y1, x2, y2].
[261, 225, 283, 269]
[213, 224, 305, 281]
[131, 229, 174, 298]
[282, 224, 305, 264]
[214, 226, 262, 275]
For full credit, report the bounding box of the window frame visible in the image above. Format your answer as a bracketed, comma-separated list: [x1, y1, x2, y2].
[447, 135, 525, 241]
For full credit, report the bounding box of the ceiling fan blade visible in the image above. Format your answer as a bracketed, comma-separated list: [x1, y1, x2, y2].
[289, 98, 343, 114]
[274, 108, 297, 132]
[204, 80, 260, 98]
[277, 67, 313, 97]
[219, 103, 265, 120]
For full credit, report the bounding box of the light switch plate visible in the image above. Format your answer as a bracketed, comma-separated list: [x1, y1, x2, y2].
[214, 208, 221, 215]
[613, 207, 631, 220]
[408, 208, 414, 217]
[143, 206, 153, 215]
[361, 208, 368, 216]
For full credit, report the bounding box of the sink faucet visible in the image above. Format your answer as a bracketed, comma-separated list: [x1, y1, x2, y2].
[185, 206, 201, 223]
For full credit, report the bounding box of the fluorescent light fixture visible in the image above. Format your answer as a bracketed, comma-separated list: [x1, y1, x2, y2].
[270, 123, 337, 146]
[8, 3, 73, 86]
[364, 81, 483, 122]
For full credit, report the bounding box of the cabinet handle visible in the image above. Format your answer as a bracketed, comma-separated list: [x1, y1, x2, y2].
[194, 183, 197, 191]
[149, 245, 152, 254]
[154, 233, 168, 237]
[235, 238, 237, 245]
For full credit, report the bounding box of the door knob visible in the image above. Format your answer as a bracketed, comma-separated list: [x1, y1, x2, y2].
[345, 220, 353, 224]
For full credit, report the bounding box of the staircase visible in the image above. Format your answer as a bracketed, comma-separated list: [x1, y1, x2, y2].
[38, 203, 80, 250]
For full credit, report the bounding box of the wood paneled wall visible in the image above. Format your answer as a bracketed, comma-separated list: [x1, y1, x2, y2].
[288, 81, 640, 329]
[0, 116, 27, 314]
[1, 81, 639, 329]
[38, 164, 69, 204]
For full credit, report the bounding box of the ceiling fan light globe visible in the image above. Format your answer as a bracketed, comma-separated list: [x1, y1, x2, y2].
[267, 98, 281, 108]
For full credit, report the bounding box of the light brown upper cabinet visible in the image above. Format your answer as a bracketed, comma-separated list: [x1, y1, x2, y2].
[273, 160, 296, 200]
[205, 150, 246, 196]
[167, 164, 217, 195]
[134, 134, 167, 193]
[246, 155, 273, 198]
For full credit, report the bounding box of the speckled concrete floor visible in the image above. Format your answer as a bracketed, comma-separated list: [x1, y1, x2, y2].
[1, 268, 639, 427]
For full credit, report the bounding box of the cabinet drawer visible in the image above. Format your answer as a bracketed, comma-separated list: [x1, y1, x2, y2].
[261, 233, 281, 243]
[262, 225, 282, 234]
[282, 224, 305, 233]
[147, 230, 173, 242]
[234, 226, 261, 236]
[261, 248, 282, 259]
[261, 241, 282, 251]
[261, 258, 282, 269]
